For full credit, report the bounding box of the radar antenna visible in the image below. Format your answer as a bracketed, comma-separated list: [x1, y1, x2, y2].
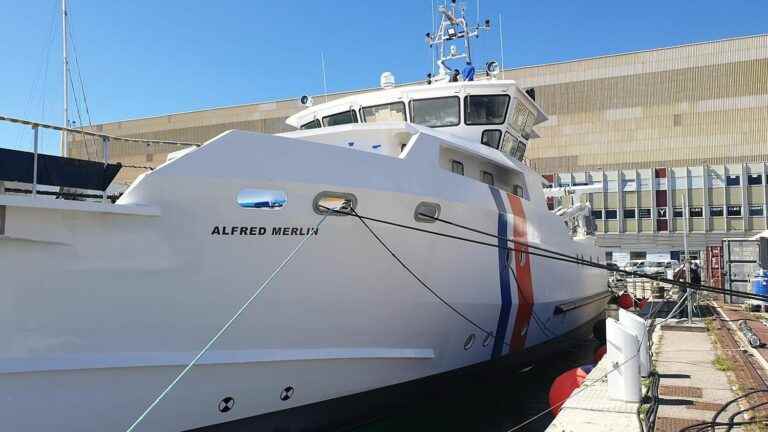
[425, 0, 491, 81]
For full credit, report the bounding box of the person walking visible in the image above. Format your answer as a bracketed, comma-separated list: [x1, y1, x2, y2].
[673, 261, 689, 318]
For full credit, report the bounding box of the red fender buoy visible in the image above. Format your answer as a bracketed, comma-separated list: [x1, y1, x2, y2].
[617, 292, 634, 310]
[548, 364, 594, 416]
[594, 345, 607, 363]
[636, 297, 648, 310]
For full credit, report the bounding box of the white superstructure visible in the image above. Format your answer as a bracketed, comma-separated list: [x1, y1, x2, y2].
[0, 3, 607, 431]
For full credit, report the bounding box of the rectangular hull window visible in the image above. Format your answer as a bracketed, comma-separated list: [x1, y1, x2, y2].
[482, 171, 494, 185]
[451, 160, 464, 176]
[237, 189, 287, 209]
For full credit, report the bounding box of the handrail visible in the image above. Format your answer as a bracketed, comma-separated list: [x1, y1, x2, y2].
[0, 114, 200, 204]
[0, 115, 201, 147]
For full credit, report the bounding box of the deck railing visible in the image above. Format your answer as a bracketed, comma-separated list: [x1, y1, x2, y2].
[0, 115, 200, 203]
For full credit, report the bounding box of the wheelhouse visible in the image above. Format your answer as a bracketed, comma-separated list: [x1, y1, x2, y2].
[285, 80, 546, 163]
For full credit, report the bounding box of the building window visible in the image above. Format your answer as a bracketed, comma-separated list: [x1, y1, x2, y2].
[481, 171, 494, 185]
[727, 205, 742, 217]
[639, 208, 652, 219]
[747, 174, 763, 186]
[689, 207, 703, 218]
[605, 209, 618, 220]
[410, 96, 460, 127]
[630, 251, 646, 260]
[726, 175, 741, 187]
[673, 208, 684, 218]
[592, 210, 603, 220]
[657, 219, 669, 231]
[623, 209, 636, 219]
[481, 130, 502, 149]
[749, 205, 765, 217]
[451, 160, 464, 175]
[710, 206, 724, 217]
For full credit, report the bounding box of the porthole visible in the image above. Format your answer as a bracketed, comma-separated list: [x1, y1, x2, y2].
[414, 202, 441, 223]
[237, 189, 286, 209]
[463, 333, 476, 350]
[482, 332, 493, 347]
[313, 191, 357, 216]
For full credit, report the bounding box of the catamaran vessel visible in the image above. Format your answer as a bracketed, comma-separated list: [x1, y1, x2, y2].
[0, 2, 608, 431]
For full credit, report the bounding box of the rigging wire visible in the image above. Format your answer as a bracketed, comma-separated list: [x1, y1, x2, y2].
[66, 6, 99, 159]
[14, 0, 59, 151]
[507, 299, 667, 432]
[124, 212, 332, 432]
[321, 206, 768, 431]
[67, 63, 91, 160]
[337, 203, 672, 432]
[323, 207, 768, 304]
[344, 206, 500, 345]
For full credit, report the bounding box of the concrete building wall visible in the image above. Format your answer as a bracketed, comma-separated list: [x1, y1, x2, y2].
[504, 34, 768, 173]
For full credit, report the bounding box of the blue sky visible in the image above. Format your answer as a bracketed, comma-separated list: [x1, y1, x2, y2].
[1, 0, 766, 154]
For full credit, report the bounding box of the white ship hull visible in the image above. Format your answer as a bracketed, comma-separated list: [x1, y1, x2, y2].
[0, 127, 606, 431]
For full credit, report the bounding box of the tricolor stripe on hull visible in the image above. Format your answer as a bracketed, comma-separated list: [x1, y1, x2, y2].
[489, 187, 535, 358]
[490, 187, 511, 359]
[506, 192, 534, 352]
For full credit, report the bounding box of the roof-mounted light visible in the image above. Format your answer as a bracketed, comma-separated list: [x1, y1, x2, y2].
[485, 60, 500, 78]
[299, 95, 314, 107]
[380, 72, 395, 89]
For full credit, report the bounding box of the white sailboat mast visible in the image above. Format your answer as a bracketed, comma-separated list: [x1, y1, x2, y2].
[61, 0, 69, 157]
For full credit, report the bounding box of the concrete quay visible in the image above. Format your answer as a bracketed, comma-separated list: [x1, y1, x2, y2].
[546, 304, 758, 432]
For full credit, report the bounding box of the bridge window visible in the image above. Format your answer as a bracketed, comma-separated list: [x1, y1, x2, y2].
[410, 96, 460, 127]
[509, 102, 535, 138]
[481, 130, 502, 149]
[362, 102, 406, 123]
[300, 119, 321, 130]
[322, 110, 358, 127]
[500, 132, 516, 155]
[464, 95, 510, 125]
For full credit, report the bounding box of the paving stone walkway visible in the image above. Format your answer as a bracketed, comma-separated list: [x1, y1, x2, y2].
[653, 323, 743, 431]
[546, 312, 748, 432]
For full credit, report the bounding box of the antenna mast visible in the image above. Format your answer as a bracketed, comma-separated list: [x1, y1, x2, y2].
[61, 0, 69, 157]
[425, 0, 490, 80]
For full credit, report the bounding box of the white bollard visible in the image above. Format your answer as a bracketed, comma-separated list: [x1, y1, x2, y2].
[619, 308, 651, 378]
[606, 318, 642, 402]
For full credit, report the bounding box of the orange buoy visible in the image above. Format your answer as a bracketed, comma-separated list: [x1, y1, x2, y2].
[594, 345, 607, 363]
[548, 364, 594, 416]
[617, 292, 634, 310]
